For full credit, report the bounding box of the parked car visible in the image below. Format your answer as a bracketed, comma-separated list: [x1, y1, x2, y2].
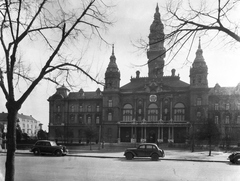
[30, 140, 68, 156]
[124, 143, 165, 161]
[228, 152, 240, 164]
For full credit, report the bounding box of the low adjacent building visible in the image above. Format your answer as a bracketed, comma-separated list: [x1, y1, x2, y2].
[0, 112, 41, 138]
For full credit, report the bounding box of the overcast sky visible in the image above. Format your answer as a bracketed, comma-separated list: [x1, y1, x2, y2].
[1, 0, 240, 131]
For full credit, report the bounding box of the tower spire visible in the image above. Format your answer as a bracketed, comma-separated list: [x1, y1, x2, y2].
[156, 3, 159, 13]
[112, 44, 114, 56]
[198, 37, 201, 49]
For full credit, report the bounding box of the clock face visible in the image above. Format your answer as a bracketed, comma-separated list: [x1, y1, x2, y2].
[149, 95, 157, 102]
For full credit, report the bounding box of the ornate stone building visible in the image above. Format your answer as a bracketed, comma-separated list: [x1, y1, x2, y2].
[48, 5, 240, 145]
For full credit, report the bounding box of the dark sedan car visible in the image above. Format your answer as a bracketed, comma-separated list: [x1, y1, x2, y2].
[124, 143, 165, 161]
[228, 152, 240, 164]
[30, 140, 68, 156]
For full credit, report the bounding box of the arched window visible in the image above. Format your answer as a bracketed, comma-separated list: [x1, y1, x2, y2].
[147, 103, 158, 122]
[173, 103, 185, 122]
[123, 104, 133, 122]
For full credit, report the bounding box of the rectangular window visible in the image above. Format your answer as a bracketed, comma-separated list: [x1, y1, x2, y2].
[87, 105, 91, 112]
[214, 103, 219, 111]
[79, 105, 83, 112]
[96, 105, 100, 112]
[78, 116, 83, 124]
[225, 116, 230, 124]
[108, 112, 112, 121]
[87, 116, 91, 124]
[57, 106, 61, 112]
[71, 105, 74, 112]
[215, 116, 219, 124]
[237, 116, 240, 124]
[237, 103, 240, 110]
[108, 100, 113, 107]
[226, 103, 230, 110]
[96, 117, 100, 124]
[197, 98, 202, 106]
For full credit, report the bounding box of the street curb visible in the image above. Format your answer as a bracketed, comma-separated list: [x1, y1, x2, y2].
[66, 153, 229, 163]
[0, 151, 229, 163]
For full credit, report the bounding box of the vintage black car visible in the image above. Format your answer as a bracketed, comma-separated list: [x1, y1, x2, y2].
[124, 143, 165, 161]
[30, 140, 68, 156]
[228, 152, 240, 164]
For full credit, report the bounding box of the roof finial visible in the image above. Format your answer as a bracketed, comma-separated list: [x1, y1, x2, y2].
[198, 37, 201, 49]
[112, 44, 114, 56]
[156, 3, 159, 12]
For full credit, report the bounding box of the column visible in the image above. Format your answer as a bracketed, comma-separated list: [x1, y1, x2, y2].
[170, 98, 173, 121]
[118, 126, 121, 143]
[160, 99, 163, 120]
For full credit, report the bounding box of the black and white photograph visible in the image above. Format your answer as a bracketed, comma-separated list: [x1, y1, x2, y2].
[0, 0, 240, 180]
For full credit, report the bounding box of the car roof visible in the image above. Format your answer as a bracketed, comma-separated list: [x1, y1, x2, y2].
[36, 140, 54, 142]
[139, 143, 158, 146]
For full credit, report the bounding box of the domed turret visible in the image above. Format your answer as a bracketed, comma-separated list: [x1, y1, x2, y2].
[147, 4, 166, 78]
[190, 38, 208, 88]
[104, 45, 121, 91]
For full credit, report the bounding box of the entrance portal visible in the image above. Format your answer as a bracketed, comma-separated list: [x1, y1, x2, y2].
[148, 130, 156, 143]
[163, 127, 168, 143]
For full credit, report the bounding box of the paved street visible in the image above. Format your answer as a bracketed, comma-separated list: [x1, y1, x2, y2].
[0, 144, 238, 181]
[0, 154, 239, 181]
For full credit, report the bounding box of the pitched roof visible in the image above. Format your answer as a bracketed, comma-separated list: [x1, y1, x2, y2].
[68, 91, 102, 99]
[120, 76, 189, 92]
[0, 112, 37, 122]
[209, 85, 240, 96]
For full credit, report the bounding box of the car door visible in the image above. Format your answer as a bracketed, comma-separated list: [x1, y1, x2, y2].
[44, 142, 52, 153]
[145, 145, 154, 157]
[136, 145, 146, 157]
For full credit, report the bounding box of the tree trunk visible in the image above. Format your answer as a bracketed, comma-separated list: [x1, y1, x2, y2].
[208, 138, 212, 156]
[5, 101, 20, 181]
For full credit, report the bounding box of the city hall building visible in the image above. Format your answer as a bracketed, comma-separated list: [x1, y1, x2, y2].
[48, 5, 240, 145]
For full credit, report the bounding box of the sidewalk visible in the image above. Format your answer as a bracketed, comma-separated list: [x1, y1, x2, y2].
[0, 144, 231, 163]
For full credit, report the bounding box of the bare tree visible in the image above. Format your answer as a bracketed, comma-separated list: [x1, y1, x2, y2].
[136, 0, 240, 67]
[0, 0, 113, 180]
[165, 0, 240, 58]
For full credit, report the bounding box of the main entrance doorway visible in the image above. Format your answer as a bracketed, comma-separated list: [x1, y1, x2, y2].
[163, 127, 168, 143]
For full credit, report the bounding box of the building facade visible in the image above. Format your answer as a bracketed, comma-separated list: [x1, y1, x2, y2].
[0, 112, 41, 138]
[48, 5, 240, 145]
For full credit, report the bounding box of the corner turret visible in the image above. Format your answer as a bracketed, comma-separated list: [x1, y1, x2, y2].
[104, 45, 121, 91]
[190, 38, 208, 88]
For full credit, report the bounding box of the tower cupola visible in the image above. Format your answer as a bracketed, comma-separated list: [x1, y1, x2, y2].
[190, 38, 208, 88]
[147, 4, 166, 78]
[104, 45, 120, 91]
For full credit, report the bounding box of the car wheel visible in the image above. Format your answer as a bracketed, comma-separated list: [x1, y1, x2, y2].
[33, 149, 40, 156]
[234, 155, 240, 164]
[55, 150, 62, 156]
[125, 152, 133, 160]
[151, 153, 159, 161]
